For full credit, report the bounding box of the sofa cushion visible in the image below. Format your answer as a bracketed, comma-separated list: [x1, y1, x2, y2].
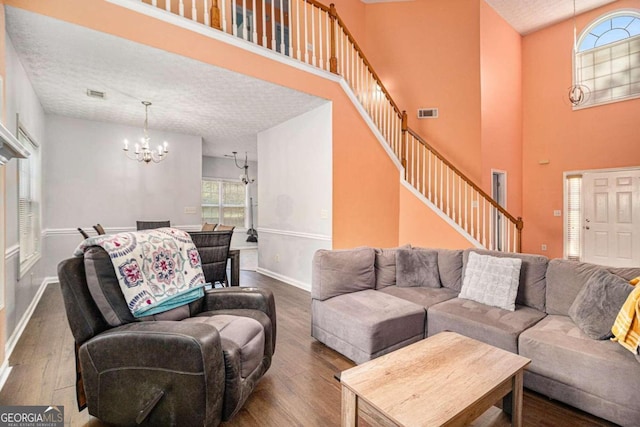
[463, 249, 548, 312]
[459, 252, 522, 311]
[569, 269, 634, 340]
[374, 245, 410, 289]
[311, 289, 425, 363]
[184, 314, 264, 378]
[396, 248, 440, 288]
[436, 249, 463, 291]
[312, 247, 375, 301]
[546, 260, 605, 316]
[427, 298, 546, 353]
[519, 315, 640, 412]
[378, 286, 458, 310]
[606, 266, 640, 281]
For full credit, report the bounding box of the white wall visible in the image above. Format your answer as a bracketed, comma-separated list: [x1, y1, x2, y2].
[3, 33, 47, 340]
[202, 155, 258, 248]
[43, 114, 203, 276]
[257, 102, 332, 290]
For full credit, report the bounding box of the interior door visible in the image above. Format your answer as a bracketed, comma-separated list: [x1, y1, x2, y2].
[583, 170, 640, 267]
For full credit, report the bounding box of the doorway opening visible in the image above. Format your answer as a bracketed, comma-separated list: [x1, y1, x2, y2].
[491, 170, 507, 251]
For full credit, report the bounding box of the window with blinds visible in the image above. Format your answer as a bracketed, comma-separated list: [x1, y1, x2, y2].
[575, 12, 640, 107]
[201, 179, 246, 228]
[17, 127, 41, 276]
[566, 175, 582, 261]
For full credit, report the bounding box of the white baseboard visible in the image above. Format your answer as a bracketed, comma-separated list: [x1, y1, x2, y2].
[0, 360, 12, 392]
[256, 267, 310, 292]
[1, 275, 57, 390]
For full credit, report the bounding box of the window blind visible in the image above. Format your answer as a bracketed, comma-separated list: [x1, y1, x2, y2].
[566, 175, 582, 261]
[17, 127, 40, 274]
[201, 179, 246, 228]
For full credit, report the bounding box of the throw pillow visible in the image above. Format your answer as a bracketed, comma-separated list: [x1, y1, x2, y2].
[630, 276, 640, 286]
[374, 244, 411, 289]
[201, 222, 217, 231]
[569, 269, 635, 340]
[459, 252, 522, 311]
[396, 248, 440, 288]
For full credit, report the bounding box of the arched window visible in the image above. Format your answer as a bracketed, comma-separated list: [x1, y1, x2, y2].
[574, 10, 640, 107]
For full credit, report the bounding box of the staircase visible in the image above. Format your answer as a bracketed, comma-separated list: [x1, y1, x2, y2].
[137, 0, 524, 252]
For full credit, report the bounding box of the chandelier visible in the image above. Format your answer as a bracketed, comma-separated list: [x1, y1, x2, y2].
[231, 151, 255, 185]
[568, 0, 589, 106]
[123, 101, 169, 163]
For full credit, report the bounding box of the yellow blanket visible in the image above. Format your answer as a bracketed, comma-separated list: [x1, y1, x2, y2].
[611, 285, 640, 354]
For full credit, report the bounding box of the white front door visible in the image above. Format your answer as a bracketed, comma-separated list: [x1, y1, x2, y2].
[583, 169, 640, 267]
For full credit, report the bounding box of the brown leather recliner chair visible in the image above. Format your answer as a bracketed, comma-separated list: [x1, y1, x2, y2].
[58, 247, 276, 426]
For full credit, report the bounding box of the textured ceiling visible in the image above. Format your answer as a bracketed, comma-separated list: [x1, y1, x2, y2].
[5, 7, 328, 161]
[484, 0, 617, 35]
[360, 0, 616, 34]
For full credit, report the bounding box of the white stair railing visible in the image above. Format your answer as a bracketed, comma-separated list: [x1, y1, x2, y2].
[139, 0, 524, 252]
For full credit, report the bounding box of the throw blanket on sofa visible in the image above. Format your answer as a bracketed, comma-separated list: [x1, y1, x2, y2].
[74, 228, 206, 317]
[611, 285, 640, 354]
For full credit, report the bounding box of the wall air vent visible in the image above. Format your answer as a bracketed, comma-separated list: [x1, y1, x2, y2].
[86, 89, 106, 99]
[417, 108, 438, 119]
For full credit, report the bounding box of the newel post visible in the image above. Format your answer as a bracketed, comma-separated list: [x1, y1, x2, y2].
[516, 217, 524, 253]
[401, 110, 408, 175]
[210, 0, 222, 30]
[329, 4, 338, 74]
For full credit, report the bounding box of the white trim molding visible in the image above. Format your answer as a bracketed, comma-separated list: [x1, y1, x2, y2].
[4, 244, 19, 260]
[256, 267, 310, 292]
[257, 228, 331, 241]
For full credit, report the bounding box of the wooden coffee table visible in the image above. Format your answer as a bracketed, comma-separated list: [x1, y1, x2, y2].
[340, 332, 531, 426]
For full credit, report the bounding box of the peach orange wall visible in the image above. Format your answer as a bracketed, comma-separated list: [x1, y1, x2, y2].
[522, 0, 640, 258]
[399, 184, 475, 249]
[362, 0, 483, 184]
[5, 0, 399, 249]
[479, 0, 522, 217]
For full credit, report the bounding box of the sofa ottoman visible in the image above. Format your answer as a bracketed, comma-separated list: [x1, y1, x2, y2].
[311, 289, 425, 364]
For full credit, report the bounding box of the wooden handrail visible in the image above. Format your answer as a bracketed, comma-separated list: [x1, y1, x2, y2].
[407, 128, 519, 225]
[159, 0, 524, 250]
[334, 13, 402, 118]
[306, 0, 331, 13]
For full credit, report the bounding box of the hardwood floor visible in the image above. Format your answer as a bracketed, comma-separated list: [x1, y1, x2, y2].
[0, 271, 617, 426]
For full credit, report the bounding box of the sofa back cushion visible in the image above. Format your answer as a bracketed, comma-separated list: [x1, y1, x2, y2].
[374, 245, 411, 289]
[396, 248, 440, 288]
[546, 259, 640, 316]
[312, 247, 375, 301]
[436, 249, 463, 291]
[462, 249, 548, 311]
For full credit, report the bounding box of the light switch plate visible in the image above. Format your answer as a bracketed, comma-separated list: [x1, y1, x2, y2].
[184, 207, 196, 214]
[553, 210, 561, 217]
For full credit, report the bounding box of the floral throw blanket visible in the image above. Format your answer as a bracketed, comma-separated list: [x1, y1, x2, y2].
[74, 228, 206, 318]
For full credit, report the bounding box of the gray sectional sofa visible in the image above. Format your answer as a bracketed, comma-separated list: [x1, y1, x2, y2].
[311, 246, 640, 426]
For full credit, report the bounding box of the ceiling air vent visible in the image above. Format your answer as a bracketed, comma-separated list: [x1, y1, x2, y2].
[86, 89, 106, 99]
[417, 108, 438, 119]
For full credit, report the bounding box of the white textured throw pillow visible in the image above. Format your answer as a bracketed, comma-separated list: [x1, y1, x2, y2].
[459, 252, 522, 311]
